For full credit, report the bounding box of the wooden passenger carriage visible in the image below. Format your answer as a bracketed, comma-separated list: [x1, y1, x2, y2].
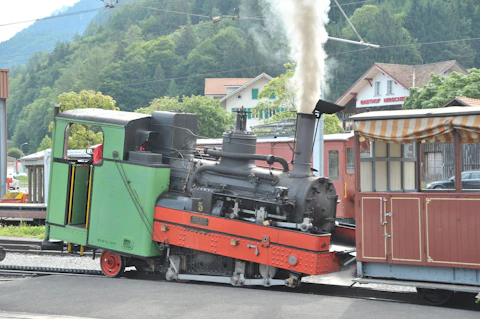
[350, 107, 480, 304]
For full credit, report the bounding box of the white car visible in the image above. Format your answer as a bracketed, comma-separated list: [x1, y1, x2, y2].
[7, 175, 20, 190]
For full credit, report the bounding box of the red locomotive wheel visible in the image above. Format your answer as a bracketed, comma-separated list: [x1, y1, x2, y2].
[100, 251, 125, 277]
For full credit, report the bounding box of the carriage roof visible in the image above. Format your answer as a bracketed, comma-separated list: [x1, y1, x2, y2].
[350, 106, 480, 144]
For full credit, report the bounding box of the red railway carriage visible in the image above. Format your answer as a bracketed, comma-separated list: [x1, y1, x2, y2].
[197, 132, 355, 220]
[351, 107, 480, 305]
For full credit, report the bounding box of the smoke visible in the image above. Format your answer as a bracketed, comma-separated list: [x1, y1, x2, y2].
[259, 0, 331, 114]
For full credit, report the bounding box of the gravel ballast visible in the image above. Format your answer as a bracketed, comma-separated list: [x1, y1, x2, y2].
[1, 252, 101, 270]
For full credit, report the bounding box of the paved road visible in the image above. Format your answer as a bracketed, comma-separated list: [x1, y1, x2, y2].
[0, 276, 477, 319]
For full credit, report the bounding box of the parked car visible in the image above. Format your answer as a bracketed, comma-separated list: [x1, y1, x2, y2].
[426, 170, 480, 189]
[7, 174, 20, 190]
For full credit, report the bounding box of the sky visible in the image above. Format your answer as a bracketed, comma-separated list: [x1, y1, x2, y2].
[0, 0, 81, 43]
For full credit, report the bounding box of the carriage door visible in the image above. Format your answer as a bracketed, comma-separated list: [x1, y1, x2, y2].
[388, 197, 422, 264]
[358, 196, 387, 262]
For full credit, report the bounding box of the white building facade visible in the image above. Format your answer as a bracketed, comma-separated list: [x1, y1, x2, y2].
[335, 60, 467, 130]
[205, 73, 279, 128]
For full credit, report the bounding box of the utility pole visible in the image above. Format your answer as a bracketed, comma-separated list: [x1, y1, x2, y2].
[0, 69, 9, 197]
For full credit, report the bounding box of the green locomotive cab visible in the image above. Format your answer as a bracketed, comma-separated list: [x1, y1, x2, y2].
[45, 108, 170, 259]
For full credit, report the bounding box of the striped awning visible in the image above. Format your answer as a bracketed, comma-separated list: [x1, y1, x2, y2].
[354, 115, 480, 144]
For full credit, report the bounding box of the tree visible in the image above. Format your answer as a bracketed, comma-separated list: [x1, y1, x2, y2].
[253, 63, 297, 116]
[37, 135, 52, 152]
[135, 95, 234, 137]
[7, 147, 24, 159]
[124, 25, 144, 46]
[57, 90, 118, 112]
[166, 80, 179, 97]
[56, 90, 119, 149]
[403, 69, 480, 109]
[175, 16, 198, 58]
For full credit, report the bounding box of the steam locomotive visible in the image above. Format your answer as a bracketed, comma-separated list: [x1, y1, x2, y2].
[44, 100, 353, 287]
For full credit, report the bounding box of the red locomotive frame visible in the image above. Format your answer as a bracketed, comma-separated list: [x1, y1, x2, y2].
[153, 208, 342, 276]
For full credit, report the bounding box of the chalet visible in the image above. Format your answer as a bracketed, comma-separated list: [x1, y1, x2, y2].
[204, 73, 279, 127]
[335, 60, 467, 130]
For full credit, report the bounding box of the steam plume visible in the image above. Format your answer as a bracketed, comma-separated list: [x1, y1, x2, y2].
[262, 0, 331, 114]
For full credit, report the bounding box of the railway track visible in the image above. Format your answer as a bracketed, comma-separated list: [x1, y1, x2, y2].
[0, 237, 93, 257]
[0, 238, 478, 311]
[120, 270, 480, 311]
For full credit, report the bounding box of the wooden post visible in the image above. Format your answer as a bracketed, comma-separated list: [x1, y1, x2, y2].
[454, 130, 462, 193]
[27, 167, 32, 203]
[33, 167, 38, 203]
[416, 142, 422, 191]
[39, 166, 44, 203]
[354, 134, 361, 192]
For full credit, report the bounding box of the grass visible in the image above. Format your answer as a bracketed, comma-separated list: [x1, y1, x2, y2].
[0, 221, 45, 239]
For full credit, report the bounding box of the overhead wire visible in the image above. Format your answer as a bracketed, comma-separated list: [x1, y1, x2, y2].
[331, 37, 480, 56]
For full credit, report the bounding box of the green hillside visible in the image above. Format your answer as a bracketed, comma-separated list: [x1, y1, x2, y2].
[0, 0, 102, 69]
[6, 0, 480, 152]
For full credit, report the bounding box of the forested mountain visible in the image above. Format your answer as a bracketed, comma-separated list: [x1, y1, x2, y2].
[0, 0, 102, 68]
[6, 0, 480, 152]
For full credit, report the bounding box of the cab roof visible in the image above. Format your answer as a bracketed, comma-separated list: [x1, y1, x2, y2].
[57, 108, 150, 126]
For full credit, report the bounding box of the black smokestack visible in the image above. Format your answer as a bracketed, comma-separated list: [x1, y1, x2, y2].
[291, 113, 316, 177]
[291, 99, 343, 177]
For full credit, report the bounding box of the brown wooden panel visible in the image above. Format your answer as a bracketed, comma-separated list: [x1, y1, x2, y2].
[390, 198, 422, 262]
[426, 198, 480, 267]
[359, 196, 387, 261]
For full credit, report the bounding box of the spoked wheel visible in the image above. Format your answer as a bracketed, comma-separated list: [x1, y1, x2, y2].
[416, 288, 453, 306]
[100, 251, 125, 278]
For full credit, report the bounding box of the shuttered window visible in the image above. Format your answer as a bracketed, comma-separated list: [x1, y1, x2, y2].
[252, 89, 259, 99]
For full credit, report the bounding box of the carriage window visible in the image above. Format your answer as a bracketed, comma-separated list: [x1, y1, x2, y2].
[328, 150, 339, 180]
[360, 141, 417, 192]
[404, 143, 415, 158]
[346, 148, 354, 174]
[360, 140, 372, 158]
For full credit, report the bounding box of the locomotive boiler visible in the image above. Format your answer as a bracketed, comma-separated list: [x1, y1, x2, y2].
[159, 106, 338, 236]
[43, 99, 351, 287]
